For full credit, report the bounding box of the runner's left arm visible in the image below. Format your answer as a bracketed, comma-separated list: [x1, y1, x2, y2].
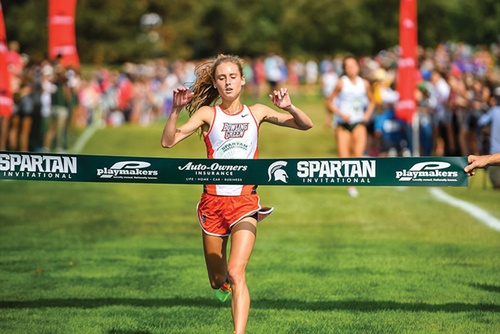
[256, 88, 313, 130]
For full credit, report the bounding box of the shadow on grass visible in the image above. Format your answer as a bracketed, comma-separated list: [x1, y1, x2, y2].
[0, 298, 499, 313]
[469, 283, 500, 294]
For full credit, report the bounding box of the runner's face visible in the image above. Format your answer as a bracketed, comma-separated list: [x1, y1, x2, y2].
[344, 58, 359, 78]
[213, 62, 245, 100]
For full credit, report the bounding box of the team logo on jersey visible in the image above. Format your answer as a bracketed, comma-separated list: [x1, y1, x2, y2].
[268, 160, 288, 183]
[221, 123, 249, 139]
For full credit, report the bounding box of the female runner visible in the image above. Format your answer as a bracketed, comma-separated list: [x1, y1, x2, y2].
[326, 55, 375, 197]
[161, 54, 313, 334]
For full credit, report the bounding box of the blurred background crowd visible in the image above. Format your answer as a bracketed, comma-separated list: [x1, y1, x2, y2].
[0, 40, 499, 159]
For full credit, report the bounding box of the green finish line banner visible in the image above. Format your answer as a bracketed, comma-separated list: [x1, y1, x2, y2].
[0, 152, 468, 187]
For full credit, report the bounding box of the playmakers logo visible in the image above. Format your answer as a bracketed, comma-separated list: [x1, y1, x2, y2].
[396, 161, 459, 182]
[97, 161, 159, 179]
[0, 153, 77, 179]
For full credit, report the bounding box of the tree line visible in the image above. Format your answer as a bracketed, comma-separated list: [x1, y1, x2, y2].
[4, 0, 500, 65]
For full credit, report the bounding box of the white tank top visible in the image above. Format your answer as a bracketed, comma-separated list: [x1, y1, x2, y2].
[204, 105, 259, 196]
[337, 76, 368, 124]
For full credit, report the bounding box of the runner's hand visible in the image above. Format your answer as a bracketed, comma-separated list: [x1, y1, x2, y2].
[464, 155, 486, 176]
[172, 86, 194, 111]
[269, 88, 292, 110]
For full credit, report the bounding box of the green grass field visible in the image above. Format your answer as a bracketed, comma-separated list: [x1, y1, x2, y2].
[1, 96, 500, 333]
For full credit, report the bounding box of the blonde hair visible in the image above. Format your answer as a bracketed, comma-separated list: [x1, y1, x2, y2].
[185, 54, 244, 117]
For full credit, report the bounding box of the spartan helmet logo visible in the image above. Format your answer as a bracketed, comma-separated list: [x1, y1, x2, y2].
[268, 161, 289, 183]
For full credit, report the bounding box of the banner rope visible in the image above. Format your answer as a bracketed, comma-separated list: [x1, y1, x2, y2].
[0, 152, 468, 187]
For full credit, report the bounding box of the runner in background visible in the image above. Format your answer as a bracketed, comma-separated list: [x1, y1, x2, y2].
[325, 55, 375, 197]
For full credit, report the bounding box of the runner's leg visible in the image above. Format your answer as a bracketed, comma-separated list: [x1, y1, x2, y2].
[202, 232, 229, 289]
[337, 126, 352, 158]
[228, 217, 257, 334]
[352, 124, 368, 157]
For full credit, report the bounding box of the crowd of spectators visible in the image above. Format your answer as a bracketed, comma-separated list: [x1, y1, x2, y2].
[356, 42, 499, 158]
[0, 41, 499, 158]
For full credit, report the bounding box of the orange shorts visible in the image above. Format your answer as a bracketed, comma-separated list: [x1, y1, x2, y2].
[197, 193, 273, 237]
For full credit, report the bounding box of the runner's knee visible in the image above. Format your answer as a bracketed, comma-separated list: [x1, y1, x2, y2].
[227, 265, 246, 286]
[209, 274, 227, 290]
